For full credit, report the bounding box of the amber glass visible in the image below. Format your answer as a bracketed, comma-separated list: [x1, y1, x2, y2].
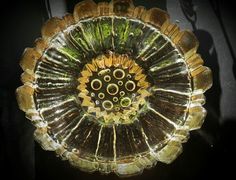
[16, 0, 212, 177]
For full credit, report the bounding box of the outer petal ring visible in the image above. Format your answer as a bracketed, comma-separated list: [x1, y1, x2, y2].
[16, 0, 212, 177]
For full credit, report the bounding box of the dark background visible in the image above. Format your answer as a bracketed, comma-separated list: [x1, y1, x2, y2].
[1, 0, 236, 179]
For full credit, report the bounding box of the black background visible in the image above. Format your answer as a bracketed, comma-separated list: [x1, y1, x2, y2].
[1, 0, 236, 180]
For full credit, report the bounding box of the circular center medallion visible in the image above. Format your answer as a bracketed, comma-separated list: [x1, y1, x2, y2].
[77, 53, 150, 124]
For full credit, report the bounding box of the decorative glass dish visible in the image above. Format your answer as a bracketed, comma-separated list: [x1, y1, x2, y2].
[16, 0, 212, 177]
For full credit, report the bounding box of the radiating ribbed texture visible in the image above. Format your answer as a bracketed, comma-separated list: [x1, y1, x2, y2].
[16, 0, 212, 177]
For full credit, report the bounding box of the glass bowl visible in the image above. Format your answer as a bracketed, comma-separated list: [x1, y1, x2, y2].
[16, 0, 212, 177]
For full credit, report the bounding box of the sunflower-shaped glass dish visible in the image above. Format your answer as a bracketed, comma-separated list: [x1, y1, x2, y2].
[16, 0, 212, 177]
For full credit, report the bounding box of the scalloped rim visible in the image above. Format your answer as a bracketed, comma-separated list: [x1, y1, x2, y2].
[16, 0, 212, 177]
